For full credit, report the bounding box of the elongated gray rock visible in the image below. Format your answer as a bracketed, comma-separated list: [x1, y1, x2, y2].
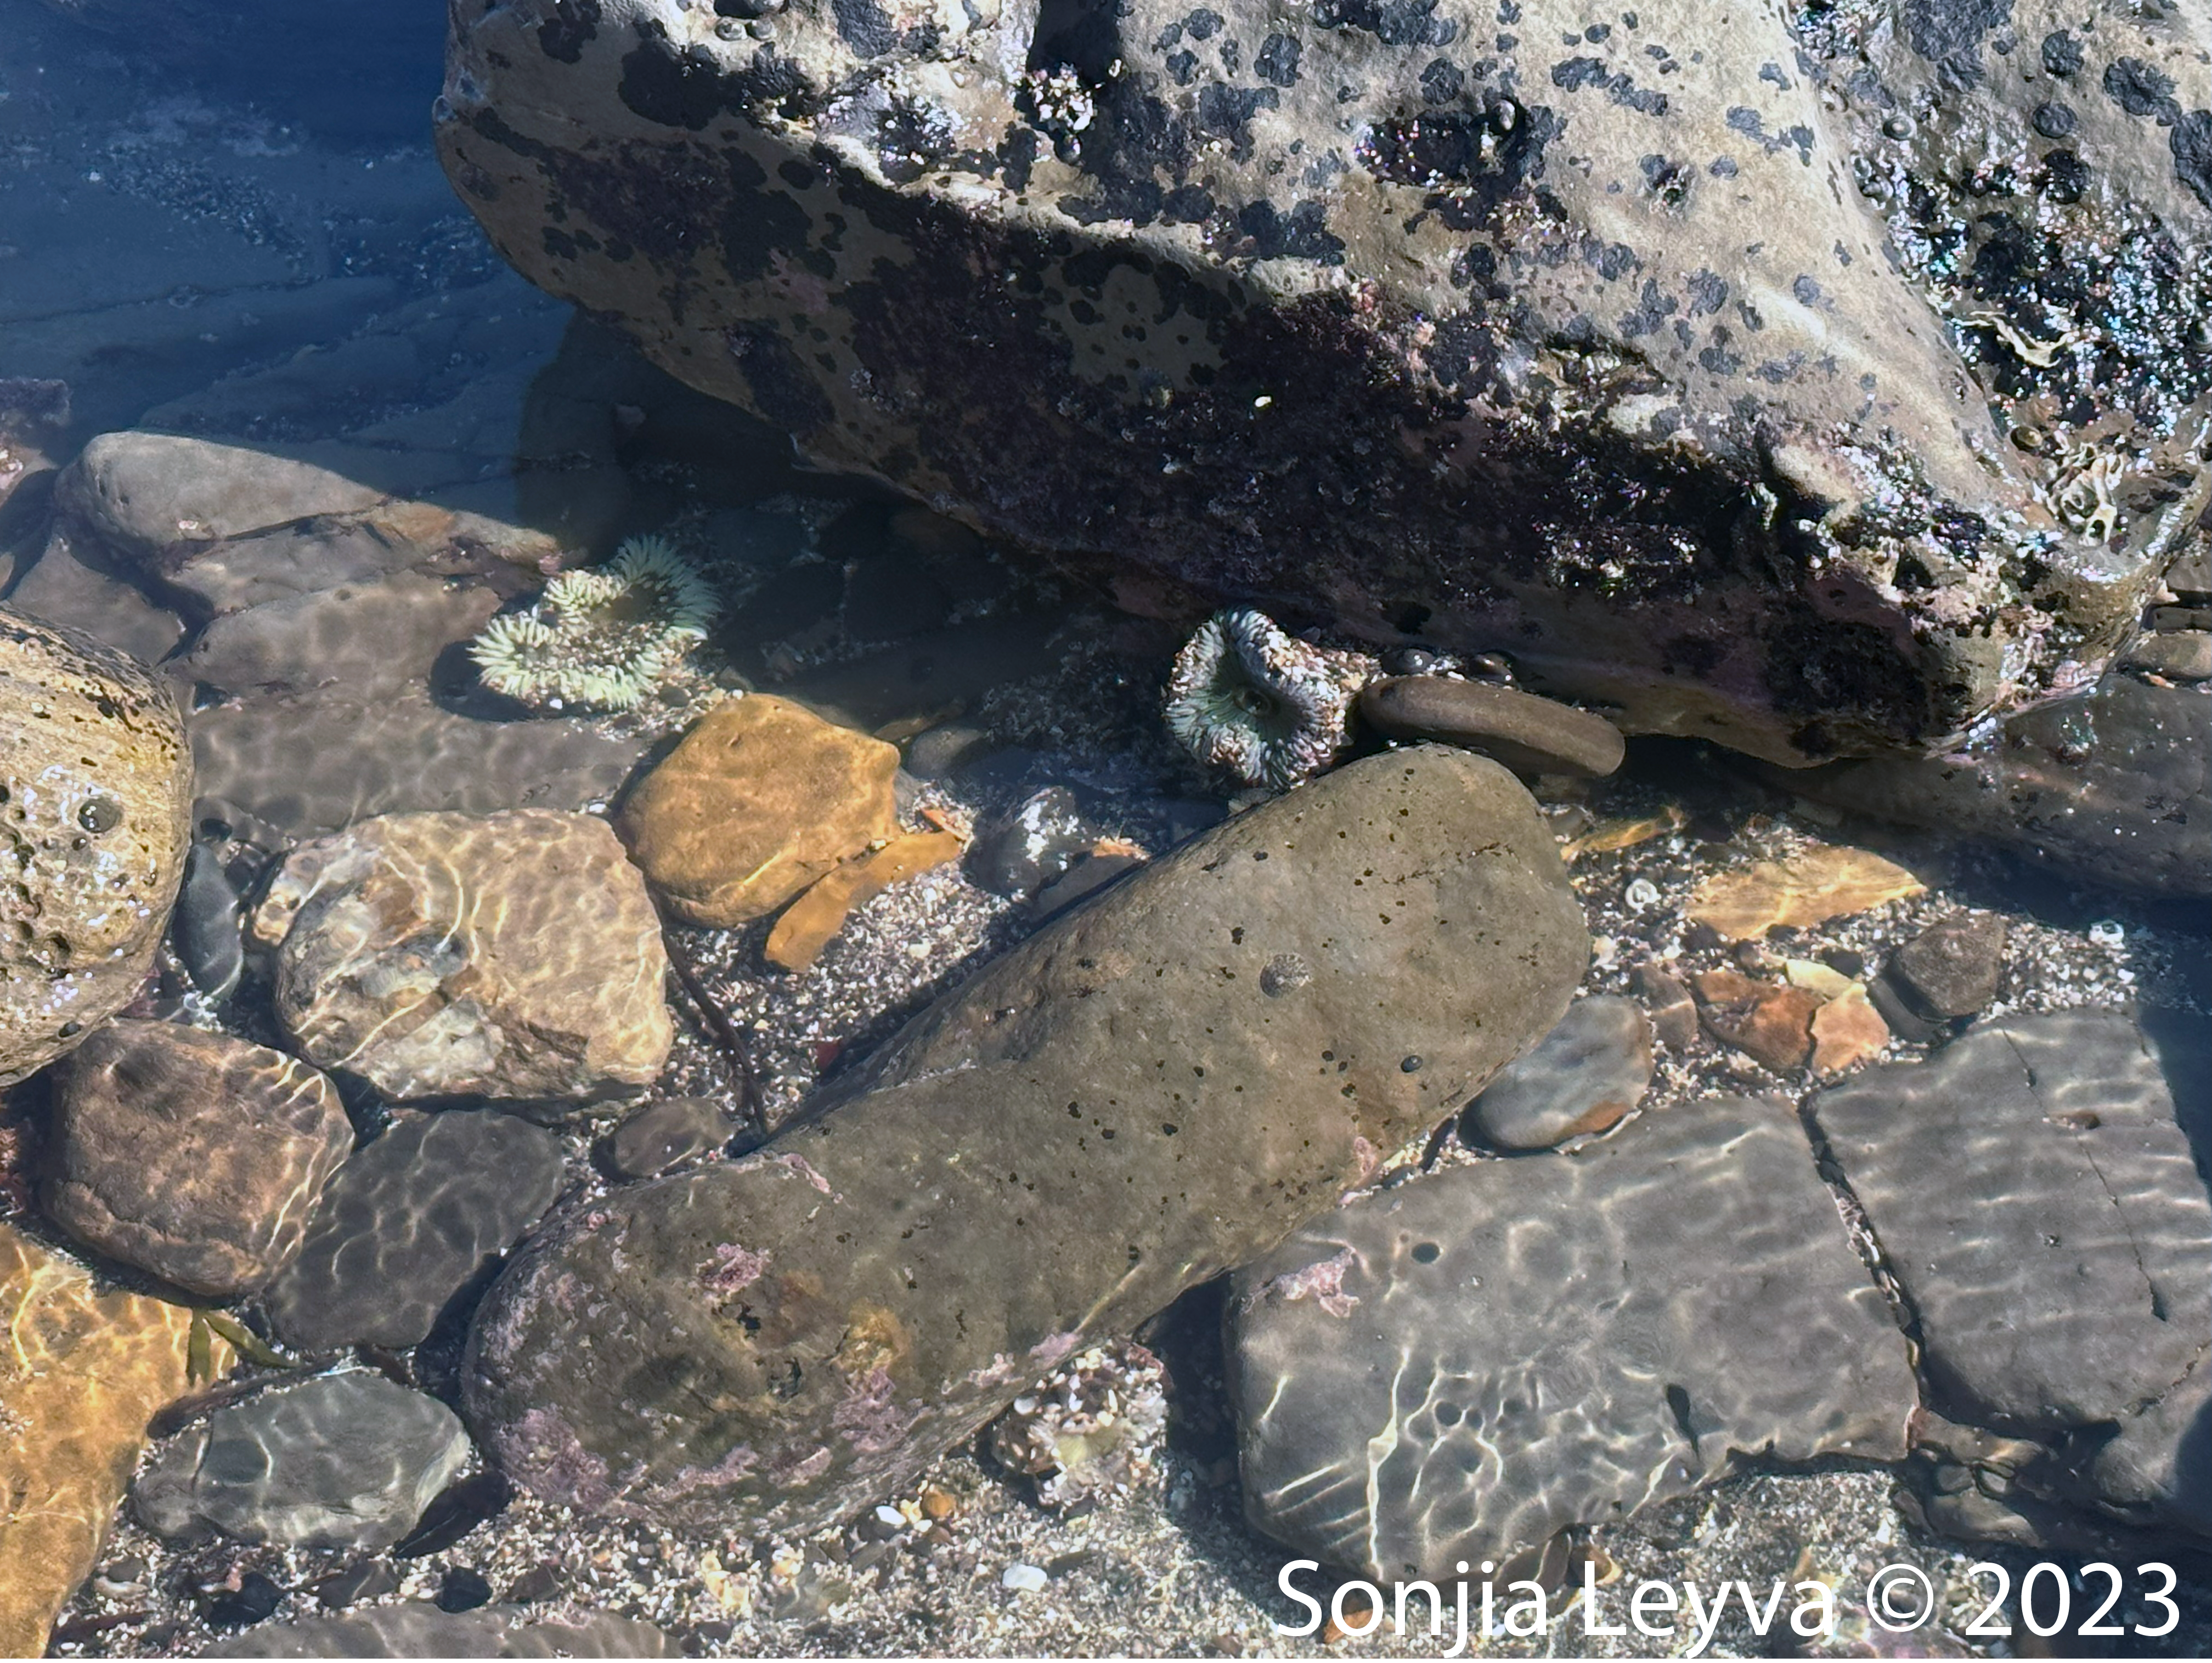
[435, 0, 2208, 765]
[1230, 1096, 1918, 1579]
[465, 747, 1587, 1532]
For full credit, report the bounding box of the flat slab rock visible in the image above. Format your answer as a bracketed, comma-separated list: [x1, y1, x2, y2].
[436, 0, 2207, 765]
[250, 808, 672, 1101]
[1809, 1009, 2211, 1532]
[262, 1110, 565, 1353]
[1229, 1096, 1916, 1580]
[44, 1021, 351, 1297]
[134, 1372, 469, 1552]
[464, 748, 1588, 1536]
[202, 1604, 672, 1658]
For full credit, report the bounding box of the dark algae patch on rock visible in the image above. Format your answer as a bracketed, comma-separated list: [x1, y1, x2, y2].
[463, 748, 1588, 1534]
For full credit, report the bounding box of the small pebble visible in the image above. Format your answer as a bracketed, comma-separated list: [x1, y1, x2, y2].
[874, 1504, 908, 1530]
[2087, 919, 2125, 948]
[1001, 1563, 1051, 1594]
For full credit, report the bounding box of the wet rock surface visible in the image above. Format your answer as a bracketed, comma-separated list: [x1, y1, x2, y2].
[603, 1095, 734, 1181]
[1458, 993, 1652, 1151]
[1809, 1009, 2210, 1531]
[436, 0, 2205, 766]
[201, 1604, 674, 1658]
[134, 1372, 471, 1552]
[465, 748, 1587, 1535]
[1886, 911, 2008, 1021]
[1359, 677, 1624, 779]
[1231, 1095, 1917, 1580]
[262, 1109, 564, 1353]
[44, 1021, 351, 1297]
[617, 695, 898, 926]
[250, 809, 672, 1102]
[0, 607, 193, 1085]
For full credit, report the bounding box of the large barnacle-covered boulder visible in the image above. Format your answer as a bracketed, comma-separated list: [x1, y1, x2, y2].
[436, 0, 2209, 766]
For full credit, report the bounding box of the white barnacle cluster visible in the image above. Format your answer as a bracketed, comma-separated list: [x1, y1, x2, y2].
[1164, 608, 1379, 790]
[1023, 65, 1096, 136]
[984, 1340, 1167, 1511]
[470, 534, 720, 712]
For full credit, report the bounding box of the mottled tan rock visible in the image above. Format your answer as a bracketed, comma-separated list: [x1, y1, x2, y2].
[0, 608, 193, 1086]
[0, 1224, 230, 1659]
[251, 810, 672, 1102]
[618, 697, 898, 927]
[1694, 968, 1820, 1072]
[1809, 985, 1891, 1078]
[1686, 846, 1924, 942]
[44, 1021, 352, 1297]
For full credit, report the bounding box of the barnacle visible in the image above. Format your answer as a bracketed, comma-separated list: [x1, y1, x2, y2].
[469, 534, 720, 711]
[1164, 609, 1378, 790]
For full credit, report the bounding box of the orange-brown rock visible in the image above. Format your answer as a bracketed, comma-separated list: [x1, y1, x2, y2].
[0, 609, 193, 1087]
[1809, 986, 1892, 1078]
[251, 810, 672, 1102]
[1693, 969, 1820, 1073]
[765, 829, 964, 972]
[0, 1225, 230, 1657]
[1685, 847, 1923, 942]
[618, 697, 898, 927]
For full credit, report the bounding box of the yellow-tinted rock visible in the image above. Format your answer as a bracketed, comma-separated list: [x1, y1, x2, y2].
[0, 1224, 229, 1656]
[0, 608, 193, 1086]
[1685, 846, 1923, 942]
[619, 697, 899, 926]
[765, 829, 964, 972]
[1810, 986, 1892, 1077]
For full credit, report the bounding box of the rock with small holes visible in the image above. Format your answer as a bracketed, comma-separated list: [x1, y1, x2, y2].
[0, 607, 193, 1086]
[1229, 1095, 1917, 1579]
[466, 748, 1587, 1536]
[250, 808, 672, 1102]
[43, 1021, 352, 1297]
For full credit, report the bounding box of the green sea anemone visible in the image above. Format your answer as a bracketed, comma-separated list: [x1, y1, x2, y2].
[1164, 609, 1378, 790]
[470, 534, 719, 711]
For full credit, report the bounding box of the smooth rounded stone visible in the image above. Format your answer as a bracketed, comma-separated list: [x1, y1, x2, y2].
[901, 721, 992, 781]
[1808, 1011, 2209, 1532]
[2122, 630, 2212, 681]
[617, 696, 898, 926]
[176, 572, 504, 701]
[433, 2, 2195, 770]
[44, 1021, 351, 1297]
[605, 1096, 734, 1180]
[190, 689, 645, 843]
[967, 785, 1094, 900]
[6, 535, 185, 666]
[134, 1372, 470, 1551]
[0, 1223, 223, 1659]
[1359, 677, 1624, 779]
[250, 809, 672, 1102]
[1229, 1096, 1917, 1580]
[0, 607, 193, 1086]
[1785, 675, 2210, 897]
[465, 748, 1587, 1533]
[262, 1109, 564, 1353]
[1886, 912, 2006, 1021]
[173, 841, 245, 999]
[1459, 994, 1652, 1151]
[203, 1604, 674, 1658]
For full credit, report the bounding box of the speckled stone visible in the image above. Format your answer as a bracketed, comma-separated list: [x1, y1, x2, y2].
[1359, 677, 1624, 779]
[134, 1372, 470, 1551]
[604, 1096, 733, 1181]
[0, 607, 193, 1086]
[434, 0, 2207, 766]
[1887, 912, 2007, 1021]
[262, 1109, 565, 1353]
[617, 696, 898, 926]
[1231, 1096, 1916, 1579]
[0, 1224, 228, 1659]
[465, 748, 1587, 1535]
[1809, 1011, 2210, 1534]
[250, 809, 672, 1102]
[44, 1021, 352, 1297]
[1459, 994, 1652, 1150]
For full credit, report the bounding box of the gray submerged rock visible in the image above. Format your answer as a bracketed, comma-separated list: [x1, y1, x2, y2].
[436, 0, 2210, 766]
[134, 1373, 470, 1551]
[1230, 1096, 1918, 1580]
[1809, 1010, 2211, 1535]
[464, 747, 1587, 1532]
[1458, 993, 1651, 1150]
